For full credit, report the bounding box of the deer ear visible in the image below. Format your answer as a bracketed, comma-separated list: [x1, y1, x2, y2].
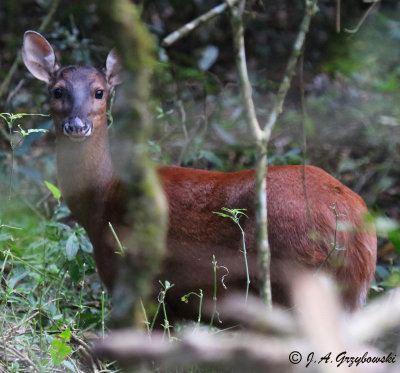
[105, 49, 122, 89]
[22, 31, 58, 83]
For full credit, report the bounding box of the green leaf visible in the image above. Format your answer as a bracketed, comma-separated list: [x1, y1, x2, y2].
[375, 265, 389, 280]
[50, 338, 72, 365]
[44, 181, 61, 202]
[66, 233, 79, 260]
[58, 328, 71, 342]
[61, 361, 77, 371]
[199, 150, 224, 169]
[374, 74, 400, 92]
[79, 235, 93, 253]
[214, 207, 248, 222]
[68, 260, 81, 283]
[374, 216, 398, 237]
[159, 280, 174, 290]
[213, 212, 230, 218]
[388, 228, 400, 254]
[9, 268, 30, 289]
[17, 125, 48, 137]
[380, 270, 400, 288]
[0, 232, 13, 241]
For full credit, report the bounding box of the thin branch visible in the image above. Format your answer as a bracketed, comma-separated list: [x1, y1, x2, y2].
[177, 116, 203, 166]
[6, 79, 25, 104]
[344, 0, 380, 34]
[0, 0, 61, 100]
[336, 0, 341, 33]
[299, 52, 314, 251]
[264, 0, 318, 136]
[0, 56, 21, 102]
[37, 0, 61, 33]
[162, 1, 240, 47]
[70, 332, 103, 371]
[226, 0, 265, 142]
[226, 0, 271, 308]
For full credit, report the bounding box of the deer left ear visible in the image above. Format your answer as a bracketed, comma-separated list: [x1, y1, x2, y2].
[105, 49, 122, 89]
[22, 30, 59, 83]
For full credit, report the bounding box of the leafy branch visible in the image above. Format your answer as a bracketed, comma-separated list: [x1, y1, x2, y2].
[214, 208, 250, 304]
[0, 112, 49, 200]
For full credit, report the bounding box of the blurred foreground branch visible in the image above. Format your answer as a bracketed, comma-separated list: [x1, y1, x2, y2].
[94, 275, 400, 372]
[98, 0, 167, 327]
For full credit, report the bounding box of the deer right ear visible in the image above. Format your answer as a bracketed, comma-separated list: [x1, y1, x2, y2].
[22, 31, 57, 83]
[105, 49, 123, 89]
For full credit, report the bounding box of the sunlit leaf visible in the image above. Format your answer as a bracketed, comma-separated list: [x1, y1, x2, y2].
[66, 233, 79, 260]
[45, 181, 61, 202]
[50, 338, 72, 365]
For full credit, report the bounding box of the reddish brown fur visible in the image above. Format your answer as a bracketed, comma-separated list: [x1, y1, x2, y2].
[157, 165, 376, 316]
[22, 31, 377, 321]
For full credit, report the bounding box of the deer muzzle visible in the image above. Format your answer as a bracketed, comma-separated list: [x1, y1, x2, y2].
[63, 117, 93, 141]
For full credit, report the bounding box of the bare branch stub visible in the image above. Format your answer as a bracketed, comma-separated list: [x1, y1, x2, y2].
[0, 0, 61, 100]
[264, 0, 319, 135]
[162, 1, 240, 47]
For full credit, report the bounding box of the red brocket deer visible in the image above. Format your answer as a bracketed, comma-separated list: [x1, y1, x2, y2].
[22, 31, 376, 318]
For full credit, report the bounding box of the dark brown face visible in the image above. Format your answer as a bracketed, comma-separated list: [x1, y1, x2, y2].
[49, 66, 109, 141]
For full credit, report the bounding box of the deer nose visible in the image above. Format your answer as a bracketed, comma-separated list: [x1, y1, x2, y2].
[63, 117, 93, 139]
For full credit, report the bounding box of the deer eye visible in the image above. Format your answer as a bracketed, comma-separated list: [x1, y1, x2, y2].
[95, 90, 104, 99]
[53, 87, 63, 99]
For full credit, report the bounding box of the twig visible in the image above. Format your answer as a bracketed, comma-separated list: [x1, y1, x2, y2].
[1, 344, 40, 373]
[177, 84, 209, 166]
[0, 124, 11, 142]
[226, 0, 264, 142]
[209, 255, 219, 329]
[6, 79, 25, 104]
[177, 116, 203, 166]
[344, 0, 380, 34]
[70, 332, 103, 371]
[316, 202, 345, 273]
[298, 50, 314, 235]
[336, 0, 341, 33]
[4, 312, 39, 341]
[264, 0, 318, 135]
[162, 1, 240, 47]
[214, 208, 250, 303]
[177, 100, 188, 140]
[37, 0, 61, 33]
[0, 0, 61, 100]
[0, 56, 21, 102]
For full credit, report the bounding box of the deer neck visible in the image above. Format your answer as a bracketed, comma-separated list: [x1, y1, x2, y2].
[56, 123, 116, 235]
